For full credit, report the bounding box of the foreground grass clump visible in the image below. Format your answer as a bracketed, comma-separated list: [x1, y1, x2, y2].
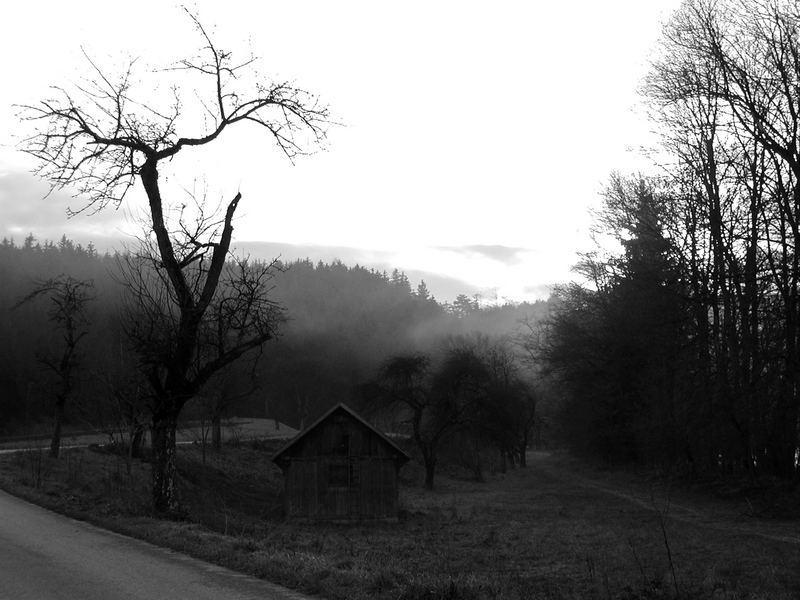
[0, 443, 798, 599]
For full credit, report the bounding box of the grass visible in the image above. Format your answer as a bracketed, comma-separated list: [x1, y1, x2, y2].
[0, 442, 798, 599]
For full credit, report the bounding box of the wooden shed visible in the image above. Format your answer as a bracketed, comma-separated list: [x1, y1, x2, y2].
[272, 403, 410, 521]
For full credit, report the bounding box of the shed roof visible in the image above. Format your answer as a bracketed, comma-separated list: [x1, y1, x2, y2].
[271, 403, 411, 464]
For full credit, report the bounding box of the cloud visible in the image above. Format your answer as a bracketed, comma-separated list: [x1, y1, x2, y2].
[436, 244, 530, 265]
[522, 283, 555, 299]
[0, 167, 543, 303]
[0, 167, 130, 249]
[233, 240, 392, 266]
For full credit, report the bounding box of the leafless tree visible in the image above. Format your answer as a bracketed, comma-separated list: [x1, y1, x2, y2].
[376, 353, 441, 490]
[116, 220, 284, 510]
[20, 10, 330, 513]
[91, 338, 150, 466]
[375, 347, 491, 490]
[15, 276, 94, 458]
[190, 345, 263, 457]
[645, 0, 800, 477]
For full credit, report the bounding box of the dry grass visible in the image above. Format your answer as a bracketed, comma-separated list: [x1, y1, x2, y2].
[0, 443, 798, 599]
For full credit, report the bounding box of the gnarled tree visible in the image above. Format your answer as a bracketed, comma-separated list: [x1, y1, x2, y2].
[21, 11, 330, 513]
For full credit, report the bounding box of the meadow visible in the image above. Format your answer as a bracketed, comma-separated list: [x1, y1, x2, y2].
[0, 440, 797, 599]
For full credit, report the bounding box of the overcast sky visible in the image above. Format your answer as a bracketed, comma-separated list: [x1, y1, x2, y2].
[0, 1, 681, 303]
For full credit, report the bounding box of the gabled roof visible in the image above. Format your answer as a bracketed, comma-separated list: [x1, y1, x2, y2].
[271, 402, 411, 464]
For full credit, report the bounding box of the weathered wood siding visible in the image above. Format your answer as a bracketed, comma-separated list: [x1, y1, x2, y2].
[285, 413, 397, 459]
[281, 410, 403, 520]
[285, 456, 398, 519]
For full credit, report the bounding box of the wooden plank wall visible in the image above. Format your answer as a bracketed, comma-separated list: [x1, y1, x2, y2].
[285, 456, 398, 519]
[283, 410, 402, 520]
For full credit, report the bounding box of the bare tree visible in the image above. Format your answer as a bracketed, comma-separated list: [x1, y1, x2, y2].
[15, 276, 94, 458]
[645, 0, 800, 477]
[480, 338, 537, 468]
[117, 226, 283, 510]
[197, 350, 263, 454]
[374, 348, 488, 490]
[20, 11, 329, 513]
[92, 337, 150, 465]
[376, 354, 440, 490]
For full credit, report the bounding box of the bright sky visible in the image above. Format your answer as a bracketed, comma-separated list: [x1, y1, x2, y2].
[0, 1, 682, 302]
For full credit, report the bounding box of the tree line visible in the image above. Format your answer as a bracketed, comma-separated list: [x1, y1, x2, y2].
[541, 0, 800, 482]
[1, 236, 548, 485]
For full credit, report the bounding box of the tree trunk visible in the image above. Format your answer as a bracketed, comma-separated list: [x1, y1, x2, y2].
[151, 412, 179, 514]
[422, 447, 437, 490]
[49, 397, 65, 459]
[130, 424, 145, 459]
[424, 460, 436, 490]
[473, 442, 484, 482]
[211, 414, 222, 451]
[518, 442, 527, 467]
[506, 451, 516, 469]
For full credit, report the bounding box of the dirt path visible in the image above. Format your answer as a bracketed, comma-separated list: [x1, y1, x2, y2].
[527, 451, 800, 546]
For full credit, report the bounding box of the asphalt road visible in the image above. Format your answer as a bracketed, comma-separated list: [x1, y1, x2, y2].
[0, 489, 313, 600]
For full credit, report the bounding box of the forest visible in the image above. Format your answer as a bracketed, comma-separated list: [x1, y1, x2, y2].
[0, 235, 549, 489]
[543, 0, 800, 483]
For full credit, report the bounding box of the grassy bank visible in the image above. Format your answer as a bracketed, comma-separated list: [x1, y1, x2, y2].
[0, 442, 797, 599]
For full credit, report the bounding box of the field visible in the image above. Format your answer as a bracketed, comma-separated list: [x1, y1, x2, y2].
[0, 439, 798, 599]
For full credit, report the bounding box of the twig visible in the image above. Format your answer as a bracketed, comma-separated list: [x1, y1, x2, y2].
[651, 488, 680, 598]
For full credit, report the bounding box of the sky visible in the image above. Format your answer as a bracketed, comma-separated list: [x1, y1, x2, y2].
[0, 1, 682, 303]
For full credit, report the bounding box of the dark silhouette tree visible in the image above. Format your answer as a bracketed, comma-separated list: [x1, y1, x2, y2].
[542, 176, 689, 465]
[429, 341, 493, 480]
[15, 276, 94, 458]
[117, 239, 283, 510]
[477, 338, 537, 468]
[373, 347, 491, 490]
[199, 353, 262, 453]
[637, 0, 800, 478]
[20, 10, 329, 513]
[375, 354, 441, 489]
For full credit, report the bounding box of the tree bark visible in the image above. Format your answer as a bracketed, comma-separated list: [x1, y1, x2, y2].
[151, 411, 179, 514]
[518, 441, 527, 467]
[424, 459, 436, 491]
[421, 444, 437, 490]
[49, 397, 65, 459]
[130, 424, 145, 459]
[211, 414, 222, 451]
[473, 440, 484, 482]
